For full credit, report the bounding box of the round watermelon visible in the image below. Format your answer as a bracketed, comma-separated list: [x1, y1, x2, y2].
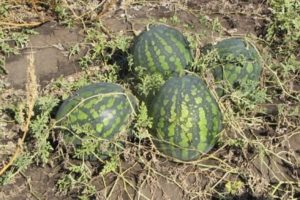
[149, 74, 223, 161]
[202, 38, 262, 96]
[132, 24, 193, 76]
[56, 83, 138, 159]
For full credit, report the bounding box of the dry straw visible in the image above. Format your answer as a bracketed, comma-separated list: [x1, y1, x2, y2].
[0, 52, 38, 176]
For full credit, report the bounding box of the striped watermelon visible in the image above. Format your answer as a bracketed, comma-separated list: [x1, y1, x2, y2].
[56, 83, 138, 159]
[202, 38, 262, 96]
[132, 24, 193, 76]
[149, 74, 223, 161]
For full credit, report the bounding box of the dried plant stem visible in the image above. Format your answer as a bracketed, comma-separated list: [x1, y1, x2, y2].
[0, 21, 48, 30]
[0, 52, 38, 176]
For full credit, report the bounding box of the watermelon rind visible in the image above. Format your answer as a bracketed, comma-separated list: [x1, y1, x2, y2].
[56, 82, 138, 160]
[149, 74, 223, 161]
[202, 38, 262, 96]
[132, 24, 193, 76]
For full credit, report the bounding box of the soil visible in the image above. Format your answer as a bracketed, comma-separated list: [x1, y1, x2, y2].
[5, 21, 83, 89]
[1, 1, 299, 200]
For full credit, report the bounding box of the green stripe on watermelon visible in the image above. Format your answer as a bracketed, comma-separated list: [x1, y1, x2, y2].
[202, 38, 262, 96]
[165, 32, 192, 65]
[56, 83, 138, 159]
[149, 74, 223, 161]
[132, 24, 193, 76]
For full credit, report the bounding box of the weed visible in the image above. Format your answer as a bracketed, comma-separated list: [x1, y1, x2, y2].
[77, 24, 132, 75]
[57, 162, 96, 198]
[158, 18, 168, 23]
[170, 15, 180, 24]
[266, 0, 300, 55]
[0, 152, 33, 185]
[134, 102, 152, 131]
[280, 54, 300, 79]
[54, 3, 74, 27]
[0, 2, 9, 17]
[225, 180, 244, 195]
[134, 66, 165, 100]
[211, 18, 223, 33]
[226, 139, 245, 148]
[193, 47, 219, 74]
[0, 31, 18, 55]
[68, 43, 81, 59]
[30, 96, 59, 164]
[100, 156, 119, 175]
[0, 28, 38, 75]
[0, 29, 37, 55]
[230, 80, 270, 112]
[198, 14, 224, 35]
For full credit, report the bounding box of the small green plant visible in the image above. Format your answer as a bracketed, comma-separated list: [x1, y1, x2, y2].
[193, 47, 219, 74]
[226, 139, 245, 148]
[199, 15, 223, 33]
[0, 29, 37, 55]
[68, 43, 81, 59]
[57, 162, 96, 198]
[0, 31, 18, 55]
[211, 18, 223, 33]
[100, 156, 119, 175]
[0, 152, 33, 185]
[78, 24, 132, 74]
[0, 94, 59, 185]
[280, 54, 300, 78]
[230, 80, 269, 112]
[266, 0, 300, 54]
[0, 2, 9, 17]
[54, 4, 74, 26]
[132, 102, 152, 140]
[30, 96, 59, 164]
[0, 29, 38, 74]
[12, 29, 38, 48]
[170, 15, 180, 24]
[225, 180, 244, 195]
[134, 66, 165, 100]
[158, 18, 168, 23]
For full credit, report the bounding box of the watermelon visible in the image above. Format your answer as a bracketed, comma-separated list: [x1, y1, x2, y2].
[202, 38, 262, 96]
[56, 83, 138, 159]
[132, 24, 193, 76]
[149, 74, 223, 161]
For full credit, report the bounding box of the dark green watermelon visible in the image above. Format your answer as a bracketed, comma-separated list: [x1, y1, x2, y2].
[149, 74, 223, 161]
[56, 83, 138, 159]
[132, 24, 193, 76]
[202, 38, 262, 96]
